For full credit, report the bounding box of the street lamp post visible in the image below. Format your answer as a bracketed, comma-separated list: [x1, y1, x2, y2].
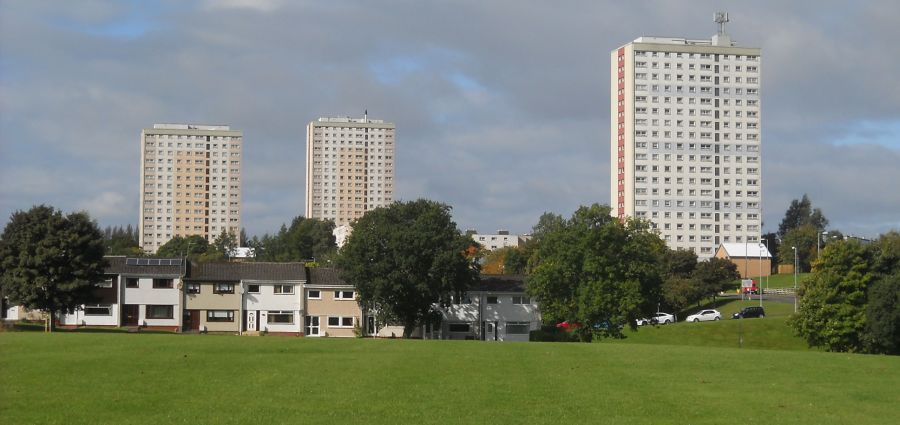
[792, 246, 798, 313]
[758, 241, 763, 307]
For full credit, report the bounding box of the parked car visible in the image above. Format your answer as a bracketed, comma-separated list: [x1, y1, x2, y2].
[732, 306, 765, 319]
[685, 309, 722, 322]
[636, 312, 676, 326]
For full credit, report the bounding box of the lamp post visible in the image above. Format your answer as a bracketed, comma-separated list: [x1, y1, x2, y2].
[792, 246, 798, 313]
[758, 241, 763, 307]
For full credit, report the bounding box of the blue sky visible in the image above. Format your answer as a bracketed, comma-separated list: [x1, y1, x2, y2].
[1, 0, 899, 240]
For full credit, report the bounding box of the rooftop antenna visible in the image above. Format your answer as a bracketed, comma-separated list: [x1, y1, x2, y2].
[714, 11, 729, 35]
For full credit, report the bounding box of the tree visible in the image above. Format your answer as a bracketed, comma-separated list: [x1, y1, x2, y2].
[0, 205, 107, 331]
[212, 228, 238, 260]
[156, 235, 209, 259]
[480, 246, 515, 275]
[791, 240, 874, 352]
[337, 199, 479, 338]
[254, 216, 336, 263]
[665, 249, 698, 279]
[778, 194, 828, 237]
[662, 276, 702, 313]
[762, 232, 779, 273]
[864, 272, 900, 354]
[526, 204, 667, 341]
[103, 224, 142, 256]
[503, 246, 529, 275]
[778, 224, 818, 272]
[692, 258, 740, 302]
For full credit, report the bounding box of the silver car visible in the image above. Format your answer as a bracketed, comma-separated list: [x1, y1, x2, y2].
[685, 309, 722, 322]
[636, 312, 676, 326]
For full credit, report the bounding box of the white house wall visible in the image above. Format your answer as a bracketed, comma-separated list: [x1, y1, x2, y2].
[122, 276, 181, 327]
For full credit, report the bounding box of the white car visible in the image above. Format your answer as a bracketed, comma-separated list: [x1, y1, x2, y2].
[685, 309, 722, 322]
[636, 312, 676, 326]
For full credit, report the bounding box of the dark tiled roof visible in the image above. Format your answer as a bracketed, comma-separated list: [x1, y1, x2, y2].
[474, 274, 527, 292]
[306, 267, 347, 286]
[187, 262, 306, 282]
[105, 256, 185, 276]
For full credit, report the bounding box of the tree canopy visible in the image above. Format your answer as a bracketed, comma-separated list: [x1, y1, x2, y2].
[0, 205, 107, 330]
[103, 225, 141, 256]
[778, 194, 828, 237]
[791, 232, 900, 354]
[692, 257, 740, 301]
[526, 204, 667, 341]
[337, 199, 480, 338]
[251, 216, 336, 263]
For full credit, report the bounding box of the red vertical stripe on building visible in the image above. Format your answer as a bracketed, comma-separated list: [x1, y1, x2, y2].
[616, 48, 626, 220]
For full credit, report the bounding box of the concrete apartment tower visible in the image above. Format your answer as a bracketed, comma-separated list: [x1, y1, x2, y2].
[139, 124, 242, 253]
[611, 13, 762, 257]
[305, 115, 396, 227]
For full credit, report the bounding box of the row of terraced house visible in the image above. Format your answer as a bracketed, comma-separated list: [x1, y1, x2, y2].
[1, 256, 541, 341]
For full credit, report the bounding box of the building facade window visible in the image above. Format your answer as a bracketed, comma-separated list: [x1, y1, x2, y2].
[207, 310, 234, 322]
[146, 305, 173, 319]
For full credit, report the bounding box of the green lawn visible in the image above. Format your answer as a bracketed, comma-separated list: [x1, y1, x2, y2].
[1, 333, 898, 424]
[731, 273, 810, 289]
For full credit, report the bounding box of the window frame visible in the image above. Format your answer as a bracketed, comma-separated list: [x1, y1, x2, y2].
[307, 290, 321, 299]
[267, 311, 294, 324]
[146, 305, 173, 319]
[83, 304, 112, 316]
[273, 284, 294, 295]
[327, 316, 355, 328]
[206, 310, 234, 322]
[448, 323, 471, 333]
[125, 278, 139, 288]
[213, 282, 235, 294]
[186, 282, 201, 294]
[152, 279, 174, 289]
[333, 290, 354, 300]
[506, 322, 531, 335]
[246, 284, 260, 294]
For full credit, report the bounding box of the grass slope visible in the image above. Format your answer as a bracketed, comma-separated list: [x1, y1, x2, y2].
[1, 333, 898, 424]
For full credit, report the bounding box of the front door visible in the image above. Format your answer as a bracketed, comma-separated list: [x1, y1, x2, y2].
[247, 311, 257, 331]
[365, 315, 376, 336]
[483, 321, 496, 341]
[182, 310, 200, 331]
[123, 304, 139, 326]
[305, 316, 319, 336]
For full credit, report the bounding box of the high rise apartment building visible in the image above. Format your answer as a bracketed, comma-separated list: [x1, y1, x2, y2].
[611, 16, 762, 257]
[305, 117, 395, 226]
[139, 124, 242, 253]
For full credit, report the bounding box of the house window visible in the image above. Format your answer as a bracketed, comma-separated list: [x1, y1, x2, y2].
[207, 310, 234, 322]
[274, 285, 294, 294]
[213, 283, 235, 294]
[486, 296, 498, 304]
[153, 279, 173, 289]
[307, 290, 321, 299]
[97, 278, 114, 288]
[83, 304, 112, 316]
[512, 296, 531, 305]
[247, 284, 260, 293]
[448, 323, 470, 333]
[327, 316, 354, 328]
[506, 322, 531, 335]
[334, 290, 354, 300]
[146, 305, 173, 319]
[125, 278, 139, 288]
[186, 283, 200, 294]
[268, 311, 294, 324]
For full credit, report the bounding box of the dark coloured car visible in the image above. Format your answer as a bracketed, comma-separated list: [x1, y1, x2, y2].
[732, 306, 765, 319]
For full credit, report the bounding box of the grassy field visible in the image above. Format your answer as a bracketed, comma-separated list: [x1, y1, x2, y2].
[1, 332, 898, 424]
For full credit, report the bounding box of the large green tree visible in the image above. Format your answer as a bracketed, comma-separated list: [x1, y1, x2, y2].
[778, 194, 828, 237]
[337, 200, 479, 338]
[212, 228, 239, 260]
[0, 205, 107, 331]
[526, 204, 667, 341]
[692, 257, 740, 302]
[778, 224, 818, 272]
[791, 240, 874, 352]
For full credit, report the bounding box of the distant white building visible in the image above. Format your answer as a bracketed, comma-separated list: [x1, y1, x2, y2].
[468, 230, 530, 251]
